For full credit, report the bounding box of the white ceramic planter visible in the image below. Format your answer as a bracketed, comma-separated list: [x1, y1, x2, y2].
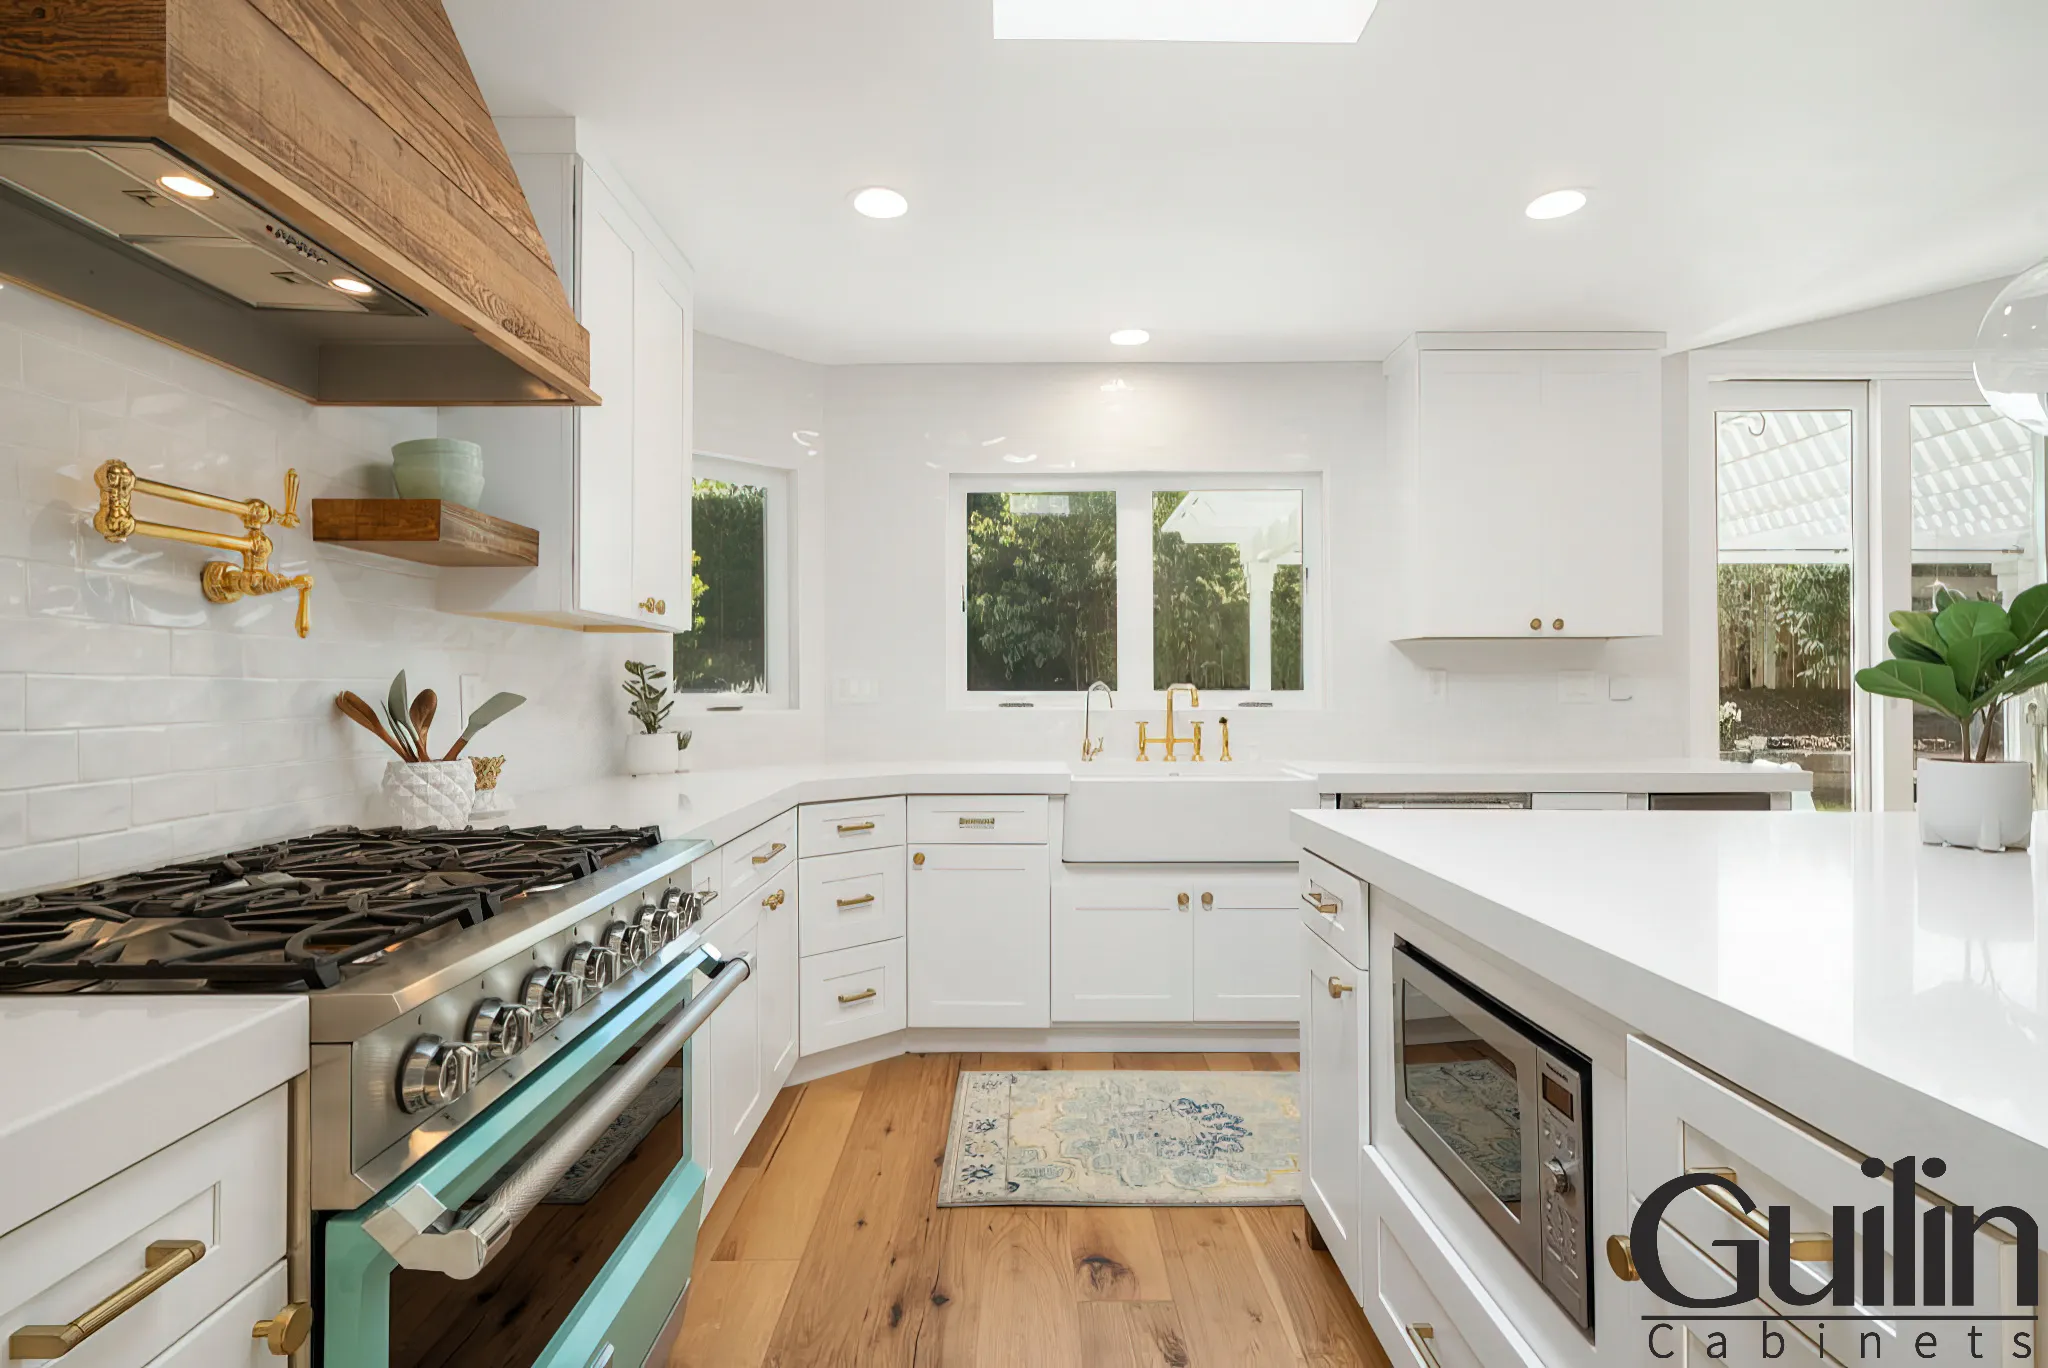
[627, 732, 683, 776]
[382, 760, 475, 830]
[1917, 758, 2034, 851]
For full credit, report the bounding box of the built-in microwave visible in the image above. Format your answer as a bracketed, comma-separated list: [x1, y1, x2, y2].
[1392, 942, 1594, 1334]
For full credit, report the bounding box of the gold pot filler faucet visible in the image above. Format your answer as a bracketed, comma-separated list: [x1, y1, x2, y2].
[93, 460, 315, 638]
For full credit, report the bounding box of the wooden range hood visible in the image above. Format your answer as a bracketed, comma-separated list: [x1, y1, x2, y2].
[0, 0, 596, 405]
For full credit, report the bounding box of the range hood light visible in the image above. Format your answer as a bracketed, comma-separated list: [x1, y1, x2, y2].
[328, 277, 374, 296]
[156, 173, 215, 199]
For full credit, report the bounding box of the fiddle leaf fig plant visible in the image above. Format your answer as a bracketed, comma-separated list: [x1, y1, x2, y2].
[1856, 584, 2048, 761]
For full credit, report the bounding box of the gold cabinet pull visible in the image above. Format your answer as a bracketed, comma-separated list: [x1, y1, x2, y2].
[836, 893, 876, 909]
[252, 1301, 315, 1356]
[1301, 891, 1340, 916]
[958, 815, 998, 828]
[1405, 1323, 1445, 1368]
[913, 852, 926, 867]
[1607, 1234, 1640, 1282]
[1686, 1165, 1832, 1261]
[1177, 892, 1190, 910]
[9, 1239, 206, 1358]
[640, 597, 667, 615]
[1327, 976, 1354, 998]
[751, 842, 788, 865]
[837, 987, 878, 1004]
[836, 821, 876, 834]
[762, 889, 785, 910]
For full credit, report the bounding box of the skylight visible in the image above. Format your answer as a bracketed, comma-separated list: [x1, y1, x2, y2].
[993, 0, 1379, 44]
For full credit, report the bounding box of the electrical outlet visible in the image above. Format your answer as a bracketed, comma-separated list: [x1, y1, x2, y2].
[1558, 671, 1599, 704]
[834, 676, 880, 703]
[1608, 674, 1636, 702]
[1426, 669, 1449, 699]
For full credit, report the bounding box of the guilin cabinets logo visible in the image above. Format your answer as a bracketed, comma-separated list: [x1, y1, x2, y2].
[1624, 1157, 2038, 1362]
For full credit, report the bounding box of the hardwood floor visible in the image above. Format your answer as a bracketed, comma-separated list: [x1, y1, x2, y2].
[672, 1051, 1390, 1368]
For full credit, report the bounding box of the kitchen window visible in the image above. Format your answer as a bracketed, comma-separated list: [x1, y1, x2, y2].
[673, 455, 790, 708]
[951, 475, 1319, 705]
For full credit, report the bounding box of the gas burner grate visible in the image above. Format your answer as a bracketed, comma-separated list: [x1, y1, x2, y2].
[0, 825, 662, 991]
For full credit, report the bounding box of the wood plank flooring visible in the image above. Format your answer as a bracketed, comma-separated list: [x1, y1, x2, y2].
[672, 1051, 1389, 1368]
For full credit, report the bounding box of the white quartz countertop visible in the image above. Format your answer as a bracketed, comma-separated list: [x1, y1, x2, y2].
[1292, 808, 2048, 1213]
[1287, 757, 1811, 793]
[0, 996, 307, 1235]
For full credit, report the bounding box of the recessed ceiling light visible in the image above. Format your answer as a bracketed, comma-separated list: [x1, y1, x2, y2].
[1110, 329, 1150, 347]
[851, 187, 909, 219]
[157, 174, 215, 200]
[328, 277, 374, 296]
[1525, 189, 1588, 220]
[995, 0, 1379, 43]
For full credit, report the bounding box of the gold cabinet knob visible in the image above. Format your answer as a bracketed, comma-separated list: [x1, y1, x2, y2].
[1606, 1235, 1639, 1282]
[913, 851, 925, 867]
[253, 1302, 315, 1356]
[640, 597, 666, 615]
[1327, 976, 1354, 998]
[1177, 892, 1190, 910]
[1553, 618, 1564, 631]
[1529, 617, 1542, 631]
[1201, 891, 1214, 909]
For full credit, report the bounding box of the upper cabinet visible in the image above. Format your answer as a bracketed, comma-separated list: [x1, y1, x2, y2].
[1386, 333, 1664, 639]
[0, 0, 592, 405]
[439, 122, 692, 631]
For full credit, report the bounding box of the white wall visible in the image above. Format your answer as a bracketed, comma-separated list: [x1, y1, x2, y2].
[799, 358, 1693, 764]
[0, 286, 627, 896]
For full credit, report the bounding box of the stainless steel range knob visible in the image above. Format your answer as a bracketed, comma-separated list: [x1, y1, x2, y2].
[566, 941, 617, 993]
[522, 967, 583, 1024]
[603, 919, 650, 969]
[467, 998, 534, 1059]
[635, 902, 681, 951]
[397, 1035, 477, 1113]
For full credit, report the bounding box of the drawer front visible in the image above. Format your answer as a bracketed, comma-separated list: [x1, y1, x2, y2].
[908, 794, 1049, 845]
[1626, 1038, 2032, 1353]
[681, 852, 724, 917]
[0, 1089, 287, 1368]
[723, 809, 797, 903]
[800, 938, 907, 1055]
[146, 1261, 287, 1368]
[798, 796, 906, 858]
[1299, 849, 1367, 966]
[799, 846, 905, 956]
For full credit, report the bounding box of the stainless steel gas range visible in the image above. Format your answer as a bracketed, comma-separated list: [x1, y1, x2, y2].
[0, 825, 747, 1368]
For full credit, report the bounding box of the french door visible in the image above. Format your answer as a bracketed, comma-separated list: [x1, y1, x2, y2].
[1712, 378, 2047, 811]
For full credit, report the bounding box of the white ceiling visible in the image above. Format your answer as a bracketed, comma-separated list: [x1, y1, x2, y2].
[446, 0, 2048, 365]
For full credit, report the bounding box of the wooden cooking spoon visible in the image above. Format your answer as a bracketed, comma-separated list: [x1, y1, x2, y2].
[409, 689, 437, 764]
[336, 691, 413, 760]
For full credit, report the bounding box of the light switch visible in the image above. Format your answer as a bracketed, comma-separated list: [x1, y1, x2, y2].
[1426, 669, 1448, 699]
[834, 676, 880, 703]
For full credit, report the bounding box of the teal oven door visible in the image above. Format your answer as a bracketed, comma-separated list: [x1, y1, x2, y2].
[323, 946, 749, 1368]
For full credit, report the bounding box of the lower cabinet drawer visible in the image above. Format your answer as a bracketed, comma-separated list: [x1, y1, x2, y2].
[798, 796, 906, 857]
[0, 1088, 288, 1367]
[907, 794, 1049, 844]
[800, 939, 907, 1056]
[146, 1261, 288, 1368]
[1360, 1147, 1542, 1368]
[798, 846, 906, 956]
[723, 810, 798, 904]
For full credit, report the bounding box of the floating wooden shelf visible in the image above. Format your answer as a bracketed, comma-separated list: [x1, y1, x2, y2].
[311, 499, 540, 567]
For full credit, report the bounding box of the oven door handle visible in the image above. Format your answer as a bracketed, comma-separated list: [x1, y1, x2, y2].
[363, 952, 751, 1280]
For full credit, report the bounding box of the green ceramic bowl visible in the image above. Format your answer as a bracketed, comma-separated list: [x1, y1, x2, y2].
[391, 438, 485, 506]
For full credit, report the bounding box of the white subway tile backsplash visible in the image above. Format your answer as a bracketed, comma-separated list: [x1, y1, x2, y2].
[28, 780, 129, 841]
[0, 295, 623, 897]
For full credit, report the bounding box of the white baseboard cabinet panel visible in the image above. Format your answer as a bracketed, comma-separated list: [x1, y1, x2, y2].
[785, 1024, 1301, 1086]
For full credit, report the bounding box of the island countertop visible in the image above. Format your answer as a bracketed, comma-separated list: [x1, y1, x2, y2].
[1291, 807, 2048, 1216]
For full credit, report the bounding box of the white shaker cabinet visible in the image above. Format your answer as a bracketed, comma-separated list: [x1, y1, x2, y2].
[757, 873, 800, 1093]
[439, 119, 691, 631]
[907, 843, 1051, 1028]
[1301, 925, 1367, 1298]
[1386, 333, 1662, 639]
[1053, 868, 1301, 1023]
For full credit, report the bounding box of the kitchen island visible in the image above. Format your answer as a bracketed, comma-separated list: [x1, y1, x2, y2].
[1292, 808, 2048, 1368]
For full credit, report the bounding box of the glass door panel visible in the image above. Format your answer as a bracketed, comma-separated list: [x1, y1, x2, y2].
[1714, 396, 1862, 810]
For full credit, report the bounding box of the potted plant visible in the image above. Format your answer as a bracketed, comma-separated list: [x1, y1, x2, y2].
[336, 672, 525, 829]
[1855, 587, 2048, 850]
[623, 660, 684, 776]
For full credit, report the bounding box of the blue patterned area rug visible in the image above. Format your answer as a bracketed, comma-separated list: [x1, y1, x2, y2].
[939, 1070, 1301, 1207]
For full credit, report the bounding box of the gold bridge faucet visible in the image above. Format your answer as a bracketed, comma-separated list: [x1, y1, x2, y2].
[1138, 682, 1204, 761]
[94, 460, 315, 637]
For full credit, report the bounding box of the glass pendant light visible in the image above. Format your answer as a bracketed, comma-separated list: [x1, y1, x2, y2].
[1976, 259, 2048, 435]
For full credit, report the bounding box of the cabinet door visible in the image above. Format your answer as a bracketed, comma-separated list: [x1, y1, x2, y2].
[1414, 351, 1550, 637]
[907, 844, 1050, 1028]
[1052, 875, 1192, 1022]
[1302, 928, 1364, 1296]
[573, 169, 639, 622]
[1191, 874, 1302, 1021]
[758, 879, 799, 1093]
[631, 262, 689, 627]
[1538, 350, 1660, 637]
[704, 917, 762, 1182]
